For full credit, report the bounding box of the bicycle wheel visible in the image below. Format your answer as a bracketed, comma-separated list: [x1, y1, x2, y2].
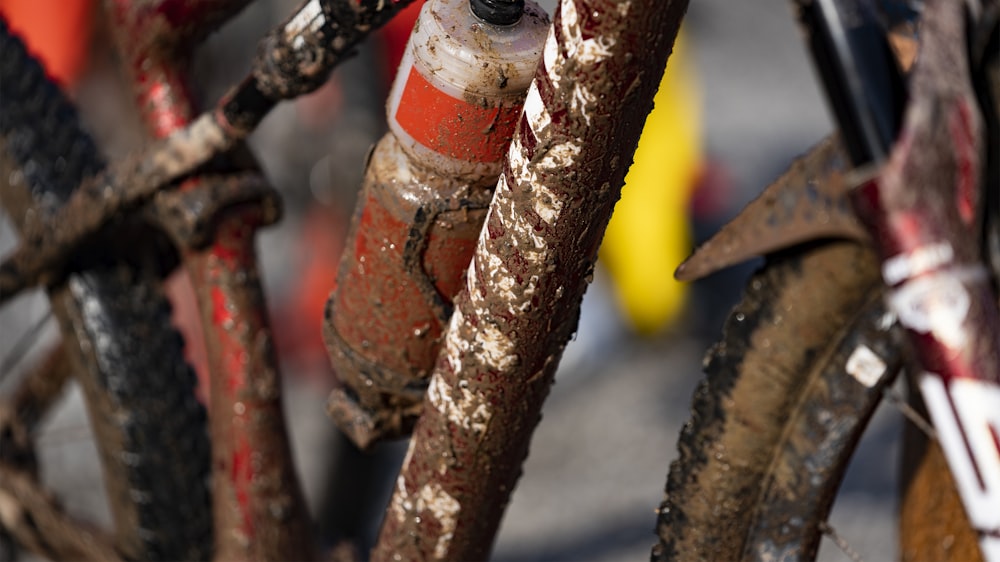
[0, 21, 212, 561]
[653, 238, 906, 561]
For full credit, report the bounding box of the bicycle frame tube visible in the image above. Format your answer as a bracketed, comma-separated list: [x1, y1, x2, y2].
[0, 0, 418, 308]
[104, 1, 316, 559]
[801, 0, 1000, 557]
[370, 0, 689, 559]
[106, 0, 255, 136]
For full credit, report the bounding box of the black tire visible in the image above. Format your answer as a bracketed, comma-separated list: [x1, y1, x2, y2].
[0, 21, 212, 561]
[653, 239, 905, 561]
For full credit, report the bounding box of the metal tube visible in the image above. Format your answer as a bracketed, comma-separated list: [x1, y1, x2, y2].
[370, 0, 689, 559]
[105, 1, 316, 558]
[185, 210, 316, 561]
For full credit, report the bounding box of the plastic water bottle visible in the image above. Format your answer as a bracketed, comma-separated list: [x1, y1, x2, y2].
[325, 0, 549, 448]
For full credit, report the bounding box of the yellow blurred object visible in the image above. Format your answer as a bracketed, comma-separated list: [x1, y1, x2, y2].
[599, 32, 702, 335]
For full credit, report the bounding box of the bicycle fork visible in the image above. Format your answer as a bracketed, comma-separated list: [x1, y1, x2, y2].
[799, 0, 1000, 557]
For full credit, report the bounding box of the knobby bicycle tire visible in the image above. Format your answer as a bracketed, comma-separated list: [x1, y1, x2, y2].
[0, 22, 212, 561]
[653, 239, 906, 561]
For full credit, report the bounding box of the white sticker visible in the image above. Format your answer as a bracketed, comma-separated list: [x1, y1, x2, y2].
[284, 0, 325, 40]
[888, 272, 970, 349]
[981, 535, 1000, 562]
[523, 84, 550, 133]
[845, 345, 886, 388]
[543, 26, 563, 87]
[882, 242, 954, 286]
[919, 375, 1000, 537]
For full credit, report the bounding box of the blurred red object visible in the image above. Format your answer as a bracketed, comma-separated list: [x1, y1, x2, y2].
[0, 0, 94, 88]
[377, 0, 425, 86]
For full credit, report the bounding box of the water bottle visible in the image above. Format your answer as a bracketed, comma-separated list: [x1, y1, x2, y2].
[325, 0, 548, 448]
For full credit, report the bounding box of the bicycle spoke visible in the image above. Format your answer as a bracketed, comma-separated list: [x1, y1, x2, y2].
[883, 386, 938, 441]
[0, 344, 71, 448]
[35, 424, 93, 447]
[0, 466, 123, 561]
[819, 521, 865, 562]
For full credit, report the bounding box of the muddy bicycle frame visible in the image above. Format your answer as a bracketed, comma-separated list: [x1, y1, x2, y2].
[660, 0, 998, 556]
[803, 0, 1000, 557]
[3, 0, 997, 559]
[1, 0, 686, 558]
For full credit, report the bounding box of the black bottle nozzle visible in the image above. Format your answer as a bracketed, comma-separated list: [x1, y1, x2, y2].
[470, 0, 525, 26]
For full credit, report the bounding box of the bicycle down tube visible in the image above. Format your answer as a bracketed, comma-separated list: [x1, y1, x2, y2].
[371, 0, 689, 558]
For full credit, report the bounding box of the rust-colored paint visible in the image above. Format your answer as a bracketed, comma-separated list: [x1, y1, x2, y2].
[395, 66, 524, 162]
[206, 241, 257, 539]
[370, 0, 689, 559]
[140, 67, 197, 138]
[104, 0, 251, 138]
[325, 0, 548, 449]
[187, 210, 315, 561]
[326, 134, 493, 447]
[106, 1, 316, 558]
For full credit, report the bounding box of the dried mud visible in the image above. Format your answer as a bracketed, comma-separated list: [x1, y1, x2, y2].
[371, 0, 690, 559]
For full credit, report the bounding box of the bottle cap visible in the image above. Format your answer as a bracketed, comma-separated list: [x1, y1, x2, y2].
[386, 0, 549, 174]
[469, 0, 525, 26]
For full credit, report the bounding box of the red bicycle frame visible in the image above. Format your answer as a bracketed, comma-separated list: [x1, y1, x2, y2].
[104, 1, 315, 559]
